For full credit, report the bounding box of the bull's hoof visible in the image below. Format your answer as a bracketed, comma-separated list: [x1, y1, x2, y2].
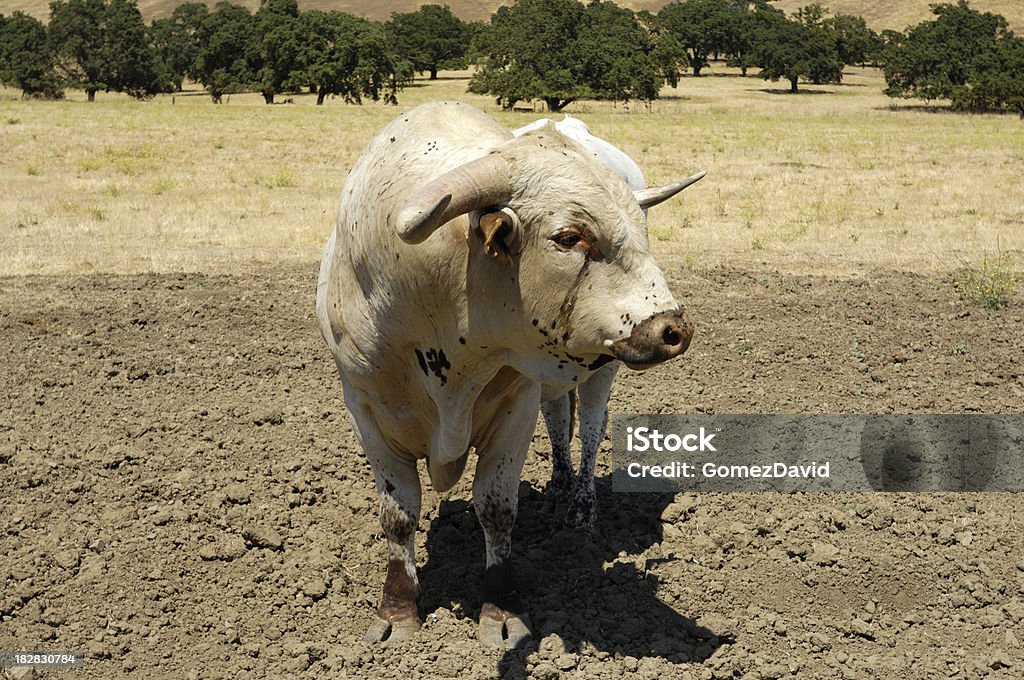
[479, 603, 532, 649]
[565, 495, 597, 530]
[362, 615, 422, 645]
[542, 475, 575, 514]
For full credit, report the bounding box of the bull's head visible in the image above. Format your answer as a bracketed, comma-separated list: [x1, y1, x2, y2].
[395, 132, 703, 373]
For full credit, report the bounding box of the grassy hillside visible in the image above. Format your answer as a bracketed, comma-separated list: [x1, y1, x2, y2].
[5, 0, 1022, 30]
[770, 0, 1023, 32]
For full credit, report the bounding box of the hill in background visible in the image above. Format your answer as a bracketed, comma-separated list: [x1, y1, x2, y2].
[4, 0, 1021, 32]
[769, 0, 1022, 31]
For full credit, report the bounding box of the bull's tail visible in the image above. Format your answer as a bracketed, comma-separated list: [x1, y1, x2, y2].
[428, 449, 470, 492]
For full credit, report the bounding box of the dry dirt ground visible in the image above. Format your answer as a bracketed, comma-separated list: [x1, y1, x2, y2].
[1, 257, 1023, 679]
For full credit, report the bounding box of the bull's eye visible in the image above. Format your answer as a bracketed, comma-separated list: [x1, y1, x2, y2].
[552, 232, 583, 249]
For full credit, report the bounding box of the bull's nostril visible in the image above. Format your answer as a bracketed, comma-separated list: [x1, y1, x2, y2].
[663, 327, 682, 347]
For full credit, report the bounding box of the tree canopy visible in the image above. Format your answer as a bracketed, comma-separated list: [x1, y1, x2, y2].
[469, 0, 662, 111]
[292, 10, 406, 105]
[192, 2, 260, 102]
[48, 0, 164, 100]
[880, 0, 1015, 106]
[386, 4, 470, 80]
[956, 33, 1024, 114]
[0, 0, 1017, 114]
[149, 3, 207, 92]
[0, 11, 63, 98]
[657, 0, 737, 77]
[748, 4, 844, 92]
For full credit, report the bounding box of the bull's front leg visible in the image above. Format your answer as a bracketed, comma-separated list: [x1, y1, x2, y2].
[567, 363, 618, 528]
[540, 391, 576, 512]
[473, 383, 538, 648]
[361, 442, 423, 644]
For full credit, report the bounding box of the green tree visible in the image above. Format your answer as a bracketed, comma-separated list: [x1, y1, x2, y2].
[386, 4, 469, 80]
[193, 2, 259, 102]
[48, 0, 163, 100]
[824, 13, 880, 67]
[725, 2, 783, 76]
[0, 12, 63, 98]
[291, 10, 406, 105]
[882, 0, 1009, 103]
[637, 9, 689, 87]
[749, 6, 843, 92]
[255, 0, 301, 103]
[104, 0, 164, 97]
[48, 0, 106, 100]
[576, 1, 660, 102]
[470, 0, 661, 112]
[658, 0, 737, 76]
[955, 34, 1024, 114]
[149, 3, 207, 92]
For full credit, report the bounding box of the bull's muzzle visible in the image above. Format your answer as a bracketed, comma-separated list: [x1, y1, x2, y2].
[609, 309, 694, 369]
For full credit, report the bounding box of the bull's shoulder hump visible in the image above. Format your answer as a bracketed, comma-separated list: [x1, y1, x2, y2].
[397, 101, 511, 142]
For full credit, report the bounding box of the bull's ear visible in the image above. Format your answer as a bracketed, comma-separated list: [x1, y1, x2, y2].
[474, 207, 522, 264]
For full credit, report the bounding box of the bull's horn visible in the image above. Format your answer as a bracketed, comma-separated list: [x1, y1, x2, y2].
[398, 154, 512, 244]
[634, 171, 707, 211]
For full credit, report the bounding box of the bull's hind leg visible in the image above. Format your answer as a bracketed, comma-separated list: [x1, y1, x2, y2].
[567, 363, 617, 528]
[540, 392, 576, 512]
[473, 382, 539, 648]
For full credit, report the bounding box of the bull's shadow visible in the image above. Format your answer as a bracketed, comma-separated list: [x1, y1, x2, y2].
[418, 476, 723, 678]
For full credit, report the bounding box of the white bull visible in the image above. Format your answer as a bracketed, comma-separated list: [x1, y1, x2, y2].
[511, 115, 667, 528]
[316, 101, 701, 647]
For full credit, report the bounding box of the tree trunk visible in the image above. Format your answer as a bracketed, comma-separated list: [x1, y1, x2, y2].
[316, 90, 326, 106]
[692, 63, 703, 77]
[544, 97, 573, 112]
[263, 91, 274, 104]
[429, 66, 438, 80]
[789, 77, 799, 93]
[87, 89, 96, 102]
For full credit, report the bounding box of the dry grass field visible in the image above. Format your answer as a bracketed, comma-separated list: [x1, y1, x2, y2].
[2, 67, 1022, 277]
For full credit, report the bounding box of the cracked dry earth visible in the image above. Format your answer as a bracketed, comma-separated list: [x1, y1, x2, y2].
[1, 258, 1023, 679]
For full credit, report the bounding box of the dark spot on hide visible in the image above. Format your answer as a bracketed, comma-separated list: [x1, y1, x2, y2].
[459, 337, 466, 344]
[415, 348, 451, 386]
[385, 479, 395, 493]
[587, 354, 616, 370]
